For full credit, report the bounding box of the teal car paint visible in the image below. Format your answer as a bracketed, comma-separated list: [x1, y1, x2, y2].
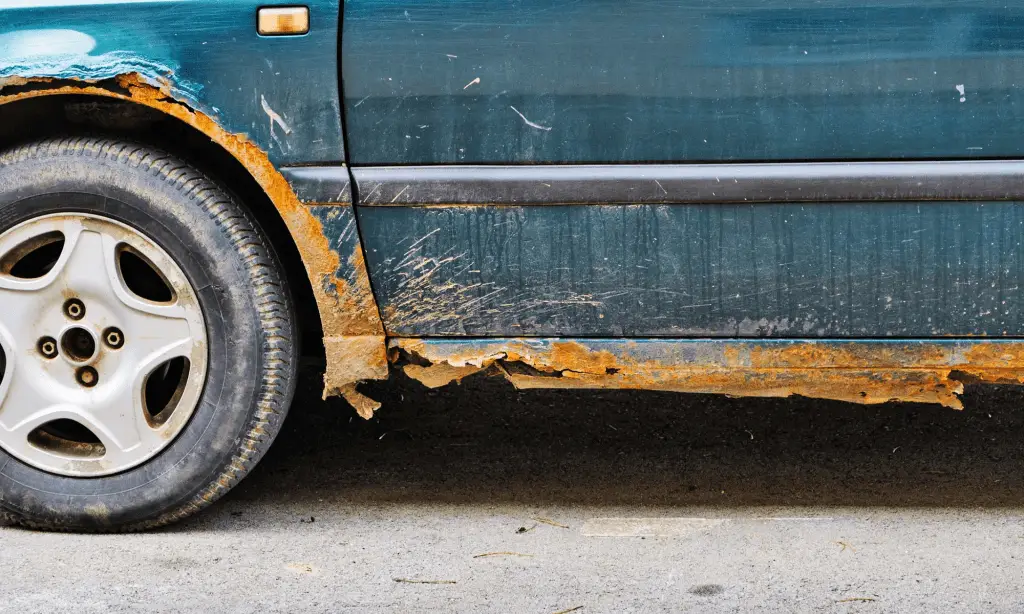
[343, 0, 1024, 164]
[358, 201, 1024, 337]
[0, 0, 344, 165]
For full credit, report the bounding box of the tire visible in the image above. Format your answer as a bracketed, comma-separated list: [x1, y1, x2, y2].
[0, 137, 297, 531]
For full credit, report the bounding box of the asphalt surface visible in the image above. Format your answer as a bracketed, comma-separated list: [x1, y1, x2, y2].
[4, 369, 1024, 613]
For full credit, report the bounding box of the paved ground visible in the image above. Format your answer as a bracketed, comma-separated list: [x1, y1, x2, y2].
[4, 369, 1024, 613]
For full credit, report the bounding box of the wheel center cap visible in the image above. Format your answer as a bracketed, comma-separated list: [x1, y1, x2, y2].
[59, 325, 98, 364]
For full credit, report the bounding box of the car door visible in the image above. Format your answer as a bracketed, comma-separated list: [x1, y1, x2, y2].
[343, 0, 1024, 337]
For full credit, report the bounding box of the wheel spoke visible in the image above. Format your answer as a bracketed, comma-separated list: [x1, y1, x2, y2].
[57, 225, 121, 301]
[0, 285, 38, 352]
[85, 374, 161, 462]
[0, 364, 56, 437]
[118, 299, 196, 368]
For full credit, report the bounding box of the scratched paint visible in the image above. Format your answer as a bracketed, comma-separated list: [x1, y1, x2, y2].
[359, 203, 1024, 337]
[391, 338, 1024, 410]
[344, 0, 1024, 164]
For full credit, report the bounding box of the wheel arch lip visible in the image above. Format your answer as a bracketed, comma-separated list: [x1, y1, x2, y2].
[0, 74, 389, 412]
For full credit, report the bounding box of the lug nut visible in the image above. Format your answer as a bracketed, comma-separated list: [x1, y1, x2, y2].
[38, 337, 58, 359]
[76, 366, 98, 388]
[64, 298, 85, 321]
[103, 327, 124, 349]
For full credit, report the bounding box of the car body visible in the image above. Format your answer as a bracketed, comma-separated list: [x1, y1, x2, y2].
[2, 0, 1024, 528]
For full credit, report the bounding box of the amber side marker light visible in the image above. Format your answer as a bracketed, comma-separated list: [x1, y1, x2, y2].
[258, 6, 310, 36]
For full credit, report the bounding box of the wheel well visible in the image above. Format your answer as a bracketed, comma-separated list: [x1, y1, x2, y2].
[0, 94, 323, 357]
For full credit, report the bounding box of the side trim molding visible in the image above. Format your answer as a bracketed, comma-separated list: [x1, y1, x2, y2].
[351, 161, 1024, 206]
[280, 165, 352, 204]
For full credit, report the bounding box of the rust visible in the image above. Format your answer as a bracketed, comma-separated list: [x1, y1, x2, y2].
[391, 339, 1024, 410]
[0, 74, 388, 408]
[323, 335, 388, 417]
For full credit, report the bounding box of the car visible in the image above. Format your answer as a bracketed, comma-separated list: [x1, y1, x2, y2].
[1, 0, 1023, 531]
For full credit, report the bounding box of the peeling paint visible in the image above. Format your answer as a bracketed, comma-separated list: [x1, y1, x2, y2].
[0, 73, 388, 404]
[0, 49, 203, 106]
[390, 338, 1024, 410]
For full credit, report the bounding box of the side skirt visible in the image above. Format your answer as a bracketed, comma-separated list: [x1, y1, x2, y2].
[389, 338, 1024, 410]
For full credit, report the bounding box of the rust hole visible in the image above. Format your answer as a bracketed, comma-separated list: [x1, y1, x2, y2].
[501, 360, 565, 378]
[948, 369, 981, 385]
[391, 347, 432, 368]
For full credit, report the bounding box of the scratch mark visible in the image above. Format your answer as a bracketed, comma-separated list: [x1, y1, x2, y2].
[463, 77, 481, 90]
[390, 185, 410, 203]
[446, 53, 458, 59]
[362, 183, 383, 202]
[260, 94, 292, 136]
[407, 228, 441, 250]
[956, 84, 966, 103]
[654, 179, 668, 195]
[353, 95, 370, 107]
[510, 105, 552, 131]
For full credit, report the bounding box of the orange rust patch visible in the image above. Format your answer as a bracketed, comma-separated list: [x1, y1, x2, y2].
[0, 74, 387, 402]
[403, 362, 484, 389]
[392, 339, 1024, 410]
[740, 342, 952, 369]
[324, 335, 388, 416]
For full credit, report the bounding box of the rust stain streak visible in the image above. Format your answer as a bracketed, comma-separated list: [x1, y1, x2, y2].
[0, 74, 387, 408]
[391, 339, 1024, 410]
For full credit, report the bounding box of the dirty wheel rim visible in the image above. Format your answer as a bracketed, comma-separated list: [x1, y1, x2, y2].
[0, 213, 207, 477]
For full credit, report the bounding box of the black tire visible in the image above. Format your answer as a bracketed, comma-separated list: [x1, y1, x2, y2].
[0, 137, 297, 531]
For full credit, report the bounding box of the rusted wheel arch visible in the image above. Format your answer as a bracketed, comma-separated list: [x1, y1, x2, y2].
[0, 75, 388, 414]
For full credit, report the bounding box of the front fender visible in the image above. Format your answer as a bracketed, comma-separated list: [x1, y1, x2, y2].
[0, 1, 388, 415]
[0, 0, 343, 164]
